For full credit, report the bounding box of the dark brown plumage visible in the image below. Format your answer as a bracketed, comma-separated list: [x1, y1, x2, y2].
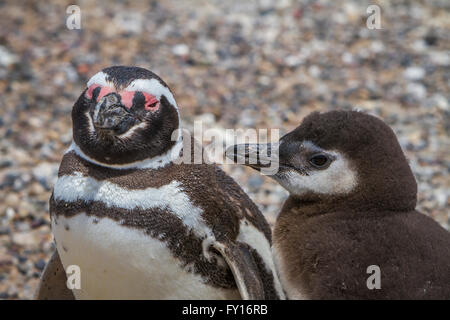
[229, 110, 450, 299]
[275, 111, 450, 299]
[275, 198, 450, 299]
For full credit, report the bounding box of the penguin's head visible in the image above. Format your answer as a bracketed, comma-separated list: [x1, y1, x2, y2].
[229, 111, 417, 211]
[72, 66, 180, 166]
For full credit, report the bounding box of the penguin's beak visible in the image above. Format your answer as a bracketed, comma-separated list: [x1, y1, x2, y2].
[92, 93, 136, 136]
[226, 143, 280, 175]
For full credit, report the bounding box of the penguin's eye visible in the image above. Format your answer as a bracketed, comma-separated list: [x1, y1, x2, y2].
[309, 154, 330, 169]
[141, 92, 160, 111]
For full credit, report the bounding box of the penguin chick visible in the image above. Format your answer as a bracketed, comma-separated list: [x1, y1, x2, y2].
[35, 66, 285, 300]
[228, 110, 450, 300]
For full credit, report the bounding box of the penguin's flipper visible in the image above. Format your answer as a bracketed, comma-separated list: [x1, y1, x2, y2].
[34, 249, 75, 300]
[213, 241, 265, 300]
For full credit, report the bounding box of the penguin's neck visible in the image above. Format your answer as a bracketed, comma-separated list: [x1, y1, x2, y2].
[280, 192, 382, 218]
[68, 136, 184, 171]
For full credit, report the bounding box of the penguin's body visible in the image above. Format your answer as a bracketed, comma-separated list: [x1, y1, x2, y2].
[273, 198, 450, 300]
[35, 66, 285, 300]
[50, 150, 268, 299]
[228, 110, 450, 299]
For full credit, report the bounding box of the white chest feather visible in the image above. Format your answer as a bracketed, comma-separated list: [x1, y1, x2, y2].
[52, 213, 239, 300]
[51, 173, 239, 299]
[53, 172, 214, 239]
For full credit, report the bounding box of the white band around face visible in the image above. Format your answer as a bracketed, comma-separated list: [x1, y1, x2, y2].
[80, 70, 182, 169]
[68, 137, 183, 170]
[86, 71, 179, 111]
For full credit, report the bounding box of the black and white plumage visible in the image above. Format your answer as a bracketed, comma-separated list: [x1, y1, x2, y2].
[35, 66, 285, 300]
[228, 110, 450, 300]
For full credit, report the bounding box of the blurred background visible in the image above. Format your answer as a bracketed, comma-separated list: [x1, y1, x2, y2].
[0, 0, 448, 299]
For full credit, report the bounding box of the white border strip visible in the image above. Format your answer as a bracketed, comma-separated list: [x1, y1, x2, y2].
[67, 137, 183, 170]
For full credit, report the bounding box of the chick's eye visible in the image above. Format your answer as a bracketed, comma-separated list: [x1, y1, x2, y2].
[309, 154, 330, 169]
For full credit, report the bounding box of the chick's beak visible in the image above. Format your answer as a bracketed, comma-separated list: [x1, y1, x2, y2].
[226, 142, 280, 175]
[92, 93, 136, 136]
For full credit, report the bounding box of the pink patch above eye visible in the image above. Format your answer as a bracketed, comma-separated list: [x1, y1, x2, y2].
[142, 92, 160, 111]
[85, 84, 113, 101]
[85, 84, 100, 100]
[85, 84, 159, 111]
[119, 91, 135, 109]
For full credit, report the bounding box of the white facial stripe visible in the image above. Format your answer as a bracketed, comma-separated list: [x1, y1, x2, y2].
[87, 71, 112, 88]
[125, 79, 178, 110]
[85, 110, 95, 134]
[277, 141, 358, 196]
[87, 72, 178, 112]
[53, 172, 214, 240]
[92, 99, 102, 121]
[67, 138, 183, 170]
[118, 121, 148, 139]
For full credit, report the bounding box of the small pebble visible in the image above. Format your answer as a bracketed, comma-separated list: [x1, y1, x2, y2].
[172, 44, 190, 57]
[403, 67, 426, 81]
[34, 259, 46, 271]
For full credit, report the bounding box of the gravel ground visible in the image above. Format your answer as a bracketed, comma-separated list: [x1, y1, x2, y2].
[0, 0, 448, 299]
